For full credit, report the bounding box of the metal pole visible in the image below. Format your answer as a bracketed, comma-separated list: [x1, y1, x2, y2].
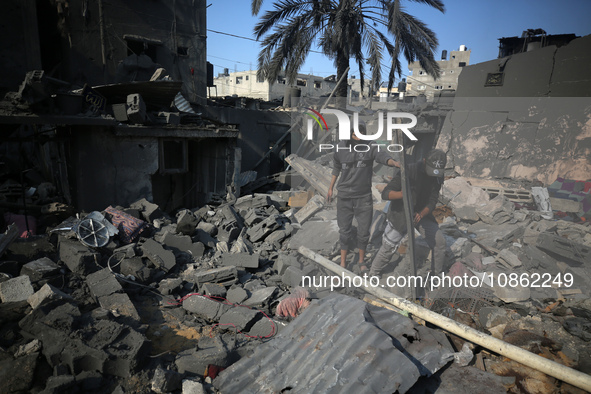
[297, 246, 591, 393]
[396, 129, 416, 299]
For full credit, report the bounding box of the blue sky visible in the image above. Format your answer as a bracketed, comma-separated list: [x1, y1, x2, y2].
[206, 0, 591, 81]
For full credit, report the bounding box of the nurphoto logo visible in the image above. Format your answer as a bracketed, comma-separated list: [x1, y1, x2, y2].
[304, 109, 419, 152]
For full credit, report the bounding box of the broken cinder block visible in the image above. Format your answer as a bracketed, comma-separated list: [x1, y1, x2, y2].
[141, 239, 176, 272]
[20, 257, 60, 282]
[0, 275, 35, 303]
[222, 252, 260, 269]
[28, 283, 73, 309]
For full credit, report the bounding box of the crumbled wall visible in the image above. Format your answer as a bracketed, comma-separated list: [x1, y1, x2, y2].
[437, 35, 591, 184]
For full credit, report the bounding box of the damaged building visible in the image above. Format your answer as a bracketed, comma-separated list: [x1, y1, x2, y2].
[0, 0, 590, 391]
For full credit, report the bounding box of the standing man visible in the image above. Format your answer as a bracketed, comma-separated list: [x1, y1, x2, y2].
[327, 122, 398, 270]
[369, 149, 447, 277]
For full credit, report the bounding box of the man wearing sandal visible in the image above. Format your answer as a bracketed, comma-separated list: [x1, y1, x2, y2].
[326, 122, 398, 272]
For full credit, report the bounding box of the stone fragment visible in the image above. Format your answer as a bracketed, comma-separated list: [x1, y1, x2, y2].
[222, 252, 260, 269]
[141, 239, 176, 272]
[0, 275, 34, 303]
[20, 257, 60, 282]
[28, 283, 73, 309]
[182, 295, 231, 320]
[58, 238, 100, 275]
[218, 307, 261, 331]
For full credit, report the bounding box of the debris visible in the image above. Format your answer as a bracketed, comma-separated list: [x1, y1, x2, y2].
[221, 252, 260, 269]
[141, 239, 177, 272]
[453, 342, 474, 366]
[536, 233, 591, 265]
[0, 275, 35, 303]
[294, 194, 325, 224]
[27, 283, 73, 309]
[531, 186, 554, 220]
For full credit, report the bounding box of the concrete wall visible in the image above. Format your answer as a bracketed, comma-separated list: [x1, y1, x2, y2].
[70, 127, 234, 212]
[436, 35, 591, 185]
[203, 106, 293, 176]
[407, 49, 470, 100]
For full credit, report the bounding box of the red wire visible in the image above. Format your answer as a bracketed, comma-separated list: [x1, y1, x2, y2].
[170, 292, 277, 339]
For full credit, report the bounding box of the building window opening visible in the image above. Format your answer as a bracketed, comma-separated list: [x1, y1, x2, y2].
[177, 47, 188, 56]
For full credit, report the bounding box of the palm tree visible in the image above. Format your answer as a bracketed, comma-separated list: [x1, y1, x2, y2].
[252, 0, 444, 102]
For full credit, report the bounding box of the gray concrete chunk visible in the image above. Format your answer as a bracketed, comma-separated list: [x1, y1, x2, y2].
[0, 275, 34, 303]
[182, 295, 231, 320]
[222, 252, 260, 269]
[201, 282, 227, 298]
[58, 238, 101, 275]
[20, 257, 60, 282]
[226, 287, 248, 304]
[86, 268, 122, 300]
[28, 283, 73, 309]
[162, 232, 204, 258]
[243, 286, 277, 307]
[189, 266, 237, 287]
[141, 239, 176, 272]
[219, 307, 261, 331]
[282, 266, 304, 288]
[176, 209, 198, 236]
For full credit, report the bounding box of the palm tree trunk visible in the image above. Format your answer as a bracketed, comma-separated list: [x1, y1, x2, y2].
[335, 52, 349, 108]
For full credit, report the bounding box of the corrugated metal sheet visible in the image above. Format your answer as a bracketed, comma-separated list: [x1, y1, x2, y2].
[214, 294, 454, 394]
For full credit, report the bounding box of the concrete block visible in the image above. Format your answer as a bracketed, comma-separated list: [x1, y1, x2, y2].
[294, 194, 325, 224]
[130, 198, 164, 223]
[152, 366, 182, 393]
[182, 294, 231, 320]
[158, 278, 183, 295]
[265, 226, 292, 245]
[478, 306, 511, 329]
[99, 293, 140, 321]
[14, 339, 42, 357]
[273, 253, 302, 275]
[247, 317, 277, 337]
[202, 282, 227, 298]
[243, 286, 277, 307]
[162, 232, 204, 258]
[247, 214, 284, 242]
[219, 307, 261, 331]
[41, 375, 77, 394]
[27, 283, 73, 309]
[251, 195, 273, 209]
[282, 266, 304, 288]
[176, 209, 198, 236]
[126, 93, 147, 124]
[196, 221, 217, 236]
[243, 208, 265, 227]
[226, 287, 248, 304]
[176, 336, 236, 375]
[58, 238, 100, 275]
[120, 256, 152, 283]
[222, 252, 260, 269]
[182, 379, 206, 394]
[141, 239, 176, 272]
[20, 257, 60, 282]
[0, 352, 38, 393]
[112, 103, 128, 122]
[0, 275, 34, 303]
[190, 266, 237, 287]
[86, 268, 122, 300]
[497, 249, 522, 268]
[194, 228, 217, 248]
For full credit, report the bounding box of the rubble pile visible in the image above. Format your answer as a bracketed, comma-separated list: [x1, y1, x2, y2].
[0, 158, 590, 393]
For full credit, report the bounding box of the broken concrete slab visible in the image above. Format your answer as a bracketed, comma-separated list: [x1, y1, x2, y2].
[497, 249, 523, 268]
[182, 379, 206, 394]
[201, 282, 227, 298]
[176, 209, 199, 236]
[0, 352, 39, 393]
[226, 287, 248, 304]
[161, 232, 204, 259]
[246, 214, 286, 242]
[186, 266, 238, 288]
[282, 266, 304, 288]
[242, 286, 277, 307]
[0, 275, 35, 303]
[273, 253, 302, 276]
[20, 257, 61, 282]
[99, 293, 141, 322]
[288, 220, 340, 252]
[120, 257, 153, 283]
[218, 306, 261, 331]
[221, 252, 260, 269]
[182, 294, 231, 321]
[479, 306, 512, 329]
[536, 232, 591, 265]
[476, 195, 515, 225]
[141, 238, 176, 272]
[130, 198, 164, 223]
[294, 194, 325, 224]
[152, 366, 182, 393]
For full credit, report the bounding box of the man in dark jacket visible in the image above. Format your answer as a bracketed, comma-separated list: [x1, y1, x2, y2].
[369, 149, 447, 276]
[327, 123, 398, 269]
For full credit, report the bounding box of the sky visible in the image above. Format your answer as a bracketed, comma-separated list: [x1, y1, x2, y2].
[206, 0, 591, 82]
